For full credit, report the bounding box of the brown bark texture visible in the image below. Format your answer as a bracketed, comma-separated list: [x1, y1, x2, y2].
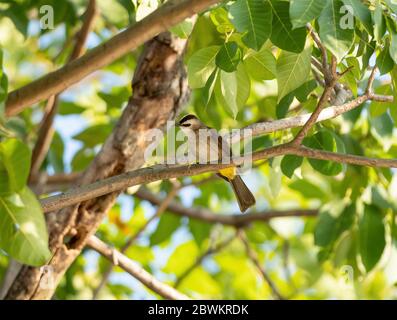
[5, 32, 189, 299]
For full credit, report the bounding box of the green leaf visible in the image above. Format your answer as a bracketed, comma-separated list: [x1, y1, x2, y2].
[170, 18, 194, 39]
[0, 139, 31, 193]
[339, 63, 357, 96]
[215, 42, 242, 73]
[315, 202, 355, 248]
[187, 46, 220, 89]
[359, 205, 386, 272]
[362, 41, 376, 74]
[371, 112, 394, 139]
[345, 56, 361, 80]
[125, 245, 154, 266]
[71, 148, 95, 172]
[210, 7, 234, 34]
[373, 1, 386, 43]
[48, 131, 65, 173]
[369, 84, 394, 117]
[218, 70, 239, 118]
[229, 0, 272, 51]
[203, 69, 218, 106]
[98, 87, 130, 110]
[0, 187, 51, 266]
[58, 101, 86, 115]
[363, 186, 391, 210]
[388, 20, 397, 64]
[377, 42, 394, 75]
[150, 213, 181, 246]
[384, 0, 397, 13]
[281, 155, 303, 178]
[269, 0, 307, 53]
[246, 222, 276, 243]
[341, 0, 373, 34]
[189, 219, 212, 247]
[289, 179, 326, 199]
[0, 162, 11, 196]
[73, 124, 113, 148]
[0, 50, 8, 119]
[243, 48, 276, 80]
[276, 92, 294, 118]
[236, 63, 251, 109]
[318, 0, 354, 62]
[290, 0, 327, 29]
[294, 80, 317, 102]
[303, 130, 345, 176]
[163, 241, 199, 276]
[276, 47, 311, 102]
[4, 5, 29, 38]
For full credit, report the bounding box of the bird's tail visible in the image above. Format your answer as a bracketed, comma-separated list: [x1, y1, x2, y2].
[230, 175, 256, 213]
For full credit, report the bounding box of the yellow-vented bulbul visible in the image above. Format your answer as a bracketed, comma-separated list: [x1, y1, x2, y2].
[177, 114, 256, 213]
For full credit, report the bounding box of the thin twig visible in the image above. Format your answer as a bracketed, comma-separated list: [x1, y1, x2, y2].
[290, 83, 336, 146]
[238, 230, 284, 300]
[291, 47, 379, 147]
[292, 27, 338, 146]
[136, 188, 318, 226]
[87, 236, 191, 300]
[231, 89, 391, 141]
[307, 24, 328, 77]
[366, 66, 378, 95]
[92, 181, 180, 299]
[29, 0, 98, 180]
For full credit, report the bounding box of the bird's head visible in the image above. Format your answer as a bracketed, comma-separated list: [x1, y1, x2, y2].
[177, 114, 204, 131]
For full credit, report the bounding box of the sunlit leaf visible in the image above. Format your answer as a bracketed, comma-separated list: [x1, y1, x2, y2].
[0, 187, 51, 266]
[187, 46, 220, 88]
[269, 0, 307, 53]
[243, 48, 276, 81]
[215, 42, 242, 73]
[0, 138, 31, 193]
[290, 0, 326, 29]
[276, 46, 311, 102]
[150, 213, 181, 246]
[229, 0, 272, 51]
[359, 205, 386, 272]
[303, 130, 346, 176]
[318, 0, 354, 62]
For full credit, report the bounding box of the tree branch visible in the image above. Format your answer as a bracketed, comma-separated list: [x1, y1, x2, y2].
[38, 144, 397, 214]
[231, 93, 392, 141]
[5, 0, 220, 117]
[29, 0, 98, 179]
[307, 24, 328, 78]
[86, 236, 190, 300]
[69, 0, 99, 61]
[136, 188, 318, 226]
[92, 181, 180, 299]
[291, 83, 336, 146]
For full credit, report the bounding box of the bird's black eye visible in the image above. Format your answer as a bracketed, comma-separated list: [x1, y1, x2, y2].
[181, 123, 191, 127]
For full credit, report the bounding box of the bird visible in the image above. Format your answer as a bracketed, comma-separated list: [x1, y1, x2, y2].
[177, 114, 256, 213]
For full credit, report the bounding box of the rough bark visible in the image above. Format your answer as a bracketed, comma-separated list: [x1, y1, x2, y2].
[5, 32, 189, 300]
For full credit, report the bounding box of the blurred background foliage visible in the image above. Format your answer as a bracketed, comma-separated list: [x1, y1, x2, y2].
[1, 0, 397, 299]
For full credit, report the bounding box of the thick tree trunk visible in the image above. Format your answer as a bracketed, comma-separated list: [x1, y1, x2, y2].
[5, 32, 189, 300]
